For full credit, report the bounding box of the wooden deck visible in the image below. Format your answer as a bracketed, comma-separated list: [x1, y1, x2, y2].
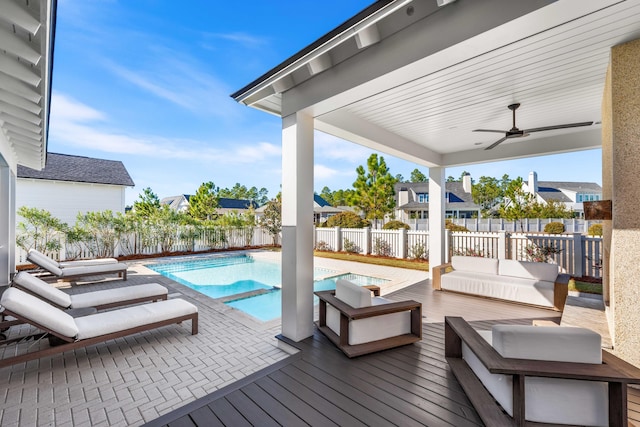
[145, 281, 639, 427]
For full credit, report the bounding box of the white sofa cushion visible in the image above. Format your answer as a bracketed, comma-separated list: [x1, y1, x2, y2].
[335, 279, 371, 308]
[462, 326, 608, 426]
[69, 283, 168, 309]
[498, 259, 558, 282]
[440, 271, 555, 307]
[451, 256, 499, 275]
[13, 271, 72, 308]
[325, 296, 411, 345]
[74, 298, 198, 340]
[1, 288, 78, 338]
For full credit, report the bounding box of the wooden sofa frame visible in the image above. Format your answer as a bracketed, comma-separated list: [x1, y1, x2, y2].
[432, 262, 570, 311]
[0, 306, 198, 368]
[444, 316, 640, 427]
[315, 285, 422, 358]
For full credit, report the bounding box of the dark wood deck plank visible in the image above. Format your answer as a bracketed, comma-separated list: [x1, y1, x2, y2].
[207, 398, 252, 427]
[187, 406, 223, 427]
[166, 417, 197, 427]
[269, 369, 368, 427]
[224, 390, 280, 427]
[241, 382, 306, 426]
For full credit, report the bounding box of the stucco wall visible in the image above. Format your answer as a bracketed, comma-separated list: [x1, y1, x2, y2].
[603, 37, 640, 366]
[16, 179, 128, 226]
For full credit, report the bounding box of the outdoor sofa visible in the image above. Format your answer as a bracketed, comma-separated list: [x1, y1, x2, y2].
[315, 279, 422, 358]
[432, 255, 569, 311]
[27, 249, 128, 281]
[0, 287, 198, 368]
[444, 316, 640, 426]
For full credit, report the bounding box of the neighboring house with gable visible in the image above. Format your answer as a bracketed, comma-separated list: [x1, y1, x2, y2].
[16, 153, 135, 225]
[254, 194, 346, 225]
[523, 171, 602, 218]
[395, 174, 481, 225]
[160, 195, 259, 216]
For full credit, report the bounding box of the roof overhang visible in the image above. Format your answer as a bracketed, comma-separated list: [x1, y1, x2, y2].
[0, 0, 56, 171]
[233, 0, 640, 169]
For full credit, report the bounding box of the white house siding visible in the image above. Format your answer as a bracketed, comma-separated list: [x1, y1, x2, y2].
[16, 179, 127, 226]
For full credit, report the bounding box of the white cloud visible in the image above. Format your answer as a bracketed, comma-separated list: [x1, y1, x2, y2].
[202, 32, 269, 49]
[314, 131, 372, 163]
[49, 93, 281, 164]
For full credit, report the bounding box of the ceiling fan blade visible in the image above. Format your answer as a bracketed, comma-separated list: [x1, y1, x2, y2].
[473, 129, 505, 133]
[484, 136, 508, 150]
[523, 121, 594, 133]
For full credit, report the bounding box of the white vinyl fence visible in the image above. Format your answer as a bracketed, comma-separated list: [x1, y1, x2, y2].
[410, 218, 602, 233]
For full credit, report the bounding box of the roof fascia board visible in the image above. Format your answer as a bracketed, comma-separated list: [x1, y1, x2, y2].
[231, 0, 403, 103]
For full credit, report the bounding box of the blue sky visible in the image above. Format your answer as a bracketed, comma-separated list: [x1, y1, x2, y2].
[49, 0, 602, 206]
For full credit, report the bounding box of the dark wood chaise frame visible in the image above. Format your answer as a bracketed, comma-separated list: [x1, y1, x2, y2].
[315, 285, 422, 358]
[432, 263, 570, 311]
[0, 307, 198, 369]
[444, 316, 640, 427]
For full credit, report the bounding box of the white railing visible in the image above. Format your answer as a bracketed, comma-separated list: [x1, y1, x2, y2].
[409, 218, 602, 233]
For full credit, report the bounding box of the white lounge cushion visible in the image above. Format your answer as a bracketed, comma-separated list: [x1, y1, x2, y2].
[462, 326, 608, 426]
[325, 296, 411, 345]
[13, 271, 72, 308]
[74, 298, 198, 340]
[55, 262, 127, 278]
[335, 279, 371, 308]
[441, 271, 555, 307]
[1, 288, 78, 338]
[498, 259, 558, 282]
[69, 283, 168, 309]
[451, 256, 499, 275]
[30, 253, 64, 276]
[29, 249, 118, 268]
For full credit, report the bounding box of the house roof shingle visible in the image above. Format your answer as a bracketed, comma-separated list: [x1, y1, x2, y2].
[17, 153, 135, 187]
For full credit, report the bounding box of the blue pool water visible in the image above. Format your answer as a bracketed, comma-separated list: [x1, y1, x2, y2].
[226, 272, 389, 321]
[147, 255, 389, 322]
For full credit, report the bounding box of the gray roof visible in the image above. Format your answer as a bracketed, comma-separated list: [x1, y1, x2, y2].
[17, 153, 135, 186]
[537, 181, 602, 192]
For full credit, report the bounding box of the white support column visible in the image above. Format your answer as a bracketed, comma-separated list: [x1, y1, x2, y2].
[281, 111, 315, 342]
[428, 167, 446, 280]
[0, 164, 12, 285]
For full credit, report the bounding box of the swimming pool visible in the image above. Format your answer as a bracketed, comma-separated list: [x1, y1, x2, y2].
[146, 255, 339, 299]
[226, 272, 389, 321]
[147, 255, 389, 321]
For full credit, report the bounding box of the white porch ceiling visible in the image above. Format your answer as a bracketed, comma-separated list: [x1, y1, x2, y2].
[0, 0, 55, 170]
[235, 0, 640, 169]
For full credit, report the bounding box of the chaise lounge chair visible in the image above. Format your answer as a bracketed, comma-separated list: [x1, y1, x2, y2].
[27, 249, 128, 281]
[28, 249, 118, 268]
[0, 287, 198, 368]
[12, 271, 167, 310]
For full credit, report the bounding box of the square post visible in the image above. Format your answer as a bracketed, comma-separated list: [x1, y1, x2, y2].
[281, 111, 315, 342]
[428, 167, 446, 279]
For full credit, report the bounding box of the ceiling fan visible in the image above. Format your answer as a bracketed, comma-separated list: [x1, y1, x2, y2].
[474, 103, 593, 150]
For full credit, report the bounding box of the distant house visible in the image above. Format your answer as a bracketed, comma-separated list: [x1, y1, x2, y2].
[523, 171, 602, 218]
[17, 153, 135, 225]
[395, 174, 482, 224]
[253, 194, 345, 224]
[160, 195, 259, 216]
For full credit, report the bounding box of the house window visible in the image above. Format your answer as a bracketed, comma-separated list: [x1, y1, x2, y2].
[417, 193, 428, 203]
[577, 194, 583, 202]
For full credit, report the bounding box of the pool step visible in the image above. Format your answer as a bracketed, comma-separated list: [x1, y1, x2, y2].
[149, 256, 254, 273]
[217, 288, 278, 303]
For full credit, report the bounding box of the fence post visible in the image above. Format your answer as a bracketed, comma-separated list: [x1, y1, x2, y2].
[498, 230, 507, 260]
[398, 228, 407, 259]
[363, 227, 371, 255]
[334, 227, 342, 252]
[573, 232, 584, 277]
[444, 230, 451, 262]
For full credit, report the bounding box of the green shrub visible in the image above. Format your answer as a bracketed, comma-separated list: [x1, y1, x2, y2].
[544, 221, 565, 234]
[588, 223, 603, 236]
[382, 220, 410, 230]
[343, 238, 359, 253]
[445, 221, 469, 232]
[325, 212, 370, 228]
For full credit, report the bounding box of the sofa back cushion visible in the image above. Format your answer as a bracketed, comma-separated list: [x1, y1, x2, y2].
[492, 325, 602, 364]
[451, 256, 499, 275]
[335, 279, 371, 308]
[498, 259, 558, 282]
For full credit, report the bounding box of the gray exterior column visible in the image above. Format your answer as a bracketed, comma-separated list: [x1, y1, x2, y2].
[428, 167, 446, 279]
[281, 111, 315, 341]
